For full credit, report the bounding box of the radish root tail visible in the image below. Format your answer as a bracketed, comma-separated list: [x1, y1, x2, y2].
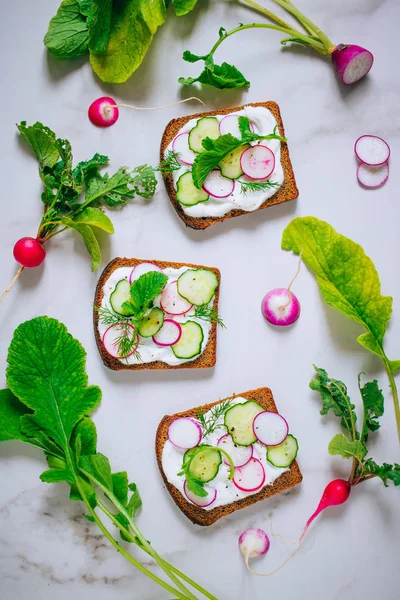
[0, 265, 24, 304]
[111, 97, 206, 111]
[244, 544, 303, 577]
[283, 251, 302, 308]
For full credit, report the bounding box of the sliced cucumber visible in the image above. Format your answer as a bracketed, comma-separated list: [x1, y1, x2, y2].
[188, 117, 220, 153]
[224, 400, 264, 447]
[219, 143, 250, 179]
[177, 269, 219, 306]
[110, 279, 134, 316]
[184, 444, 221, 483]
[176, 172, 209, 207]
[172, 321, 204, 359]
[137, 307, 164, 338]
[267, 434, 298, 468]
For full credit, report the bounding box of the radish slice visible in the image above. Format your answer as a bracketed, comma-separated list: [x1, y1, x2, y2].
[357, 162, 389, 189]
[240, 145, 275, 180]
[183, 481, 217, 508]
[233, 458, 266, 492]
[102, 324, 138, 359]
[160, 280, 193, 315]
[217, 434, 253, 468]
[219, 114, 255, 138]
[153, 319, 182, 347]
[202, 169, 235, 198]
[168, 417, 202, 449]
[331, 44, 374, 85]
[261, 288, 301, 326]
[354, 135, 390, 166]
[172, 132, 197, 166]
[88, 97, 119, 128]
[129, 262, 162, 284]
[252, 412, 289, 446]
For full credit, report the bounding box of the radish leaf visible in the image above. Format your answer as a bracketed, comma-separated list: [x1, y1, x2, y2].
[174, 0, 200, 16]
[88, 0, 112, 54]
[72, 207, 114, 234]
[44, 0, 90, 59]
[179, 54, 249, 89]
[328, 434, 367, 462]
[61, 219, 102, 271]
[363, 459, 400, 487]
[17, 122, 59, 170]
[358, 377, 384, 440]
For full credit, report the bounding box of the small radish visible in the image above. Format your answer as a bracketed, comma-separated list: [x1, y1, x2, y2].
[172, 133, 197, 166]
[153, 319, 182, 347]
[217, 434, 253, 468]
[261, 288, 301, 326]
[300, 479, 351, 541]
[129, 262, 162, 284]
[331, 44, 374, 85]
[238, 529, 270, 575]
[102, 324, 138, 359]
[357, 162, 389, 189]
[219, 114, 255, 138]
[13, 237, 46, 268]
[88, 97, 119, 128]
[202, 169, 235, 198]
[168, 417, 202, 449]
[233, 458, 266, 492]
[354, 135, 390, 166]
[240, 145, 275, 180]
[183, 481, 217, 508]
[252, 412, 288, 446]
[160, 280, 193, 316]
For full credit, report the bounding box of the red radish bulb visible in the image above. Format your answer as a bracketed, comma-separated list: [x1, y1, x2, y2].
[300, 479, 351, 541]
[331, 44, 374, 85]
[88, 97, 119, 127]
[239, 529, 270, 575]
[13, 237, 46, 268]
[261, 288, 300, 326]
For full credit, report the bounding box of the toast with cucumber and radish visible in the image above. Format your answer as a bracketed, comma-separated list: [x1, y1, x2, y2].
[94, 257, 222, 371]
[160, 101, 298, 230]
[156, 387, 302, 526]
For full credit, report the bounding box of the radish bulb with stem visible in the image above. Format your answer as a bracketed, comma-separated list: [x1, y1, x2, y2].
[300, 479, 351, 541]
[261, 253, 301, 326]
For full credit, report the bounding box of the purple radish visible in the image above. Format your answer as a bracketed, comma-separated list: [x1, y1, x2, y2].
[238, 529, 270, 575]
[357, 162, 389, 189]
[88, 97, 119, 127]
[168, 417, 202, 449]
[160, 280, 193, 316]
[153, 319, 182, 347]
[253, 412, 288, 446]
[129, 262, 162, 284]
[331, 44, 374, 85]
[354, 135, 390, 166]
[233, 458, 266, 492]
[240, 145, 275, 180]
[219, 114, 255, 138]
[202, 169, 235, 198]
[261, 288, 300, 326]
[183, 481, 217, 507]
[172, 132, 197, 166]
[102, 324, 138, 358]
[217, 434, 253, 468]
[300, 479, 351, 541]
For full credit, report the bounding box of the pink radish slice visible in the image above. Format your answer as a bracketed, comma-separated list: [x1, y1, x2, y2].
[219, 114, 255, 138]
[331, 44, 374, 85]
[357, 162, 389, 189]
[217, 434, 253, 468]
[184, 481, 217, 508]
[203, 170, 235, 198]
[240, 145, 275, 180]
[172, 133, 197, 166]
[261, 288, 301, 326]
[160, 280, 193, 315]
[168, 418, 202, 449]
[102, 324, 138, 359]
[153, 319, 182, 347]
[252, 412, 288, 446]
[88, 97, 119, 127]
[233, 458, 266, 492]
[129, 263, 162, 284]
[354, 135, 390, 166]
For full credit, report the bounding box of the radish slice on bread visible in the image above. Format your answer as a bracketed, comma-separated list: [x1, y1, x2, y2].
[240, 145, 275, 180]
[217, 434, 253, 468]
[253, 412, 289, 446]
[233, 458, 266, 492]
[354, 135, 390, 166]
[160, 280, 193, 315]
[168, 418, 202, 449]
[219, 114, 255, 138]
[357, 162, 389, 189]
[202, 169, 235, 198]
[153, 319, 182, 347]
[129, 262, 162, 284]
[183, 481, 217, 507]
[102, 324, 138, 358]
[172, 132, 197, 166]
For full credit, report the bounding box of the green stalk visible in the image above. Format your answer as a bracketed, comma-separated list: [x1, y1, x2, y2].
[383, 357, 400, 440]
[242, 0, 299, 30]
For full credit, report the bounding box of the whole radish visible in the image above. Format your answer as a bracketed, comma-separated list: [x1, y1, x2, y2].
[88, 97, 120, 128]
[13, 237, 46, 268]
[300, 479, 351, 541]
[261, 254, 302, 326]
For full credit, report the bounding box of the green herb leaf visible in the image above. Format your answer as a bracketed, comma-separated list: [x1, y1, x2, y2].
[17, 121, 59, 170]
[328, 433, 367, 462]
[72, 207, 114, 234]
[185, 474, 208, 498]
[44, 0, 89, 60]
[61, 219, 102, 270]
[194, 304, 225, 328]
[88, 0, 112, 54]
[239, 179, 280, 195]
[179, 59, 250, 90]
[174, 0, 200, 16]
[129, 271, 168, 318]
[197, 398, 234, 437]
[363, 459, 400, 487]
[359, 377, 384, 440]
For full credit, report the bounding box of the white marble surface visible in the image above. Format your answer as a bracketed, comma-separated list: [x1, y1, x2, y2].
[0, 1, 399, 599]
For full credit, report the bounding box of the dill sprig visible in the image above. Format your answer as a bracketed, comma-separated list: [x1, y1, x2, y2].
[157, 150, 182, 175]
[94, 305, 141, 361]
[239, 179, 280, 195]
[197, 397, 235, 438]
[194, 303, 226, 328]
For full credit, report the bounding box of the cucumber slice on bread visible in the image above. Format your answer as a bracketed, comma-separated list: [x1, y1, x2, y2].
[266, 434, 298, 468]
[137, 307, 164, 338]
[224, 400, 264, 446]
[176, 172, 209, 207]
[177, 268, 219, 306]
[110, 279, 134, 316]
[188, 117, 220, 153]
[172, 320, 204, 359]
[184, 445, 221, 483]
[219, 144, 250, 179]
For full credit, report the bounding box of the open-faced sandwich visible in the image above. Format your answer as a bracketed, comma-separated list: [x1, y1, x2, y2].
[94, 258, 221, 370]
[156, 388, 302, 525]
[160, 101, 298, 230]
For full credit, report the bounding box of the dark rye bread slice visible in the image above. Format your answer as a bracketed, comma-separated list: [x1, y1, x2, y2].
[94, 257, 220, 371]
[160, 101, 298, 230]
[156, 387, 302, 526]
